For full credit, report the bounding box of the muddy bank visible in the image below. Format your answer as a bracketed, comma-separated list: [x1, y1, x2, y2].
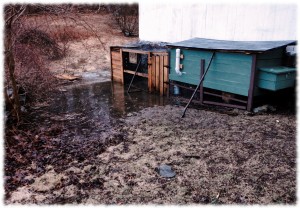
[5, 95, 296, 204]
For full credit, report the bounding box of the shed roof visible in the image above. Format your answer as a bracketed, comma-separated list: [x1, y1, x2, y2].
[167, 38, 296, 52]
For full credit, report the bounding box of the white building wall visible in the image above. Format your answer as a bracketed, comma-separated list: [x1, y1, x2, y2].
[139, 4, 297, 42]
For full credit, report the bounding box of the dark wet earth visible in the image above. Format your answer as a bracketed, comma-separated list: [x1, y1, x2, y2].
[4, 81, 296, 204]
[31, 81, 169, 143]
[4, 81, 168, 200]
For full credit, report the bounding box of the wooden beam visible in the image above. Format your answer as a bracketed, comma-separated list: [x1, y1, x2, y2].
[148, 52, 152, 93]
[203, 101, 247, 110]
[203, 91, 248, 104]
[151, 56, 156, 92]
[155, 56, 160, 91]
[110, 50, 114, 81]
[247, 54, 257, 111]
[152, 52, 168, 56]
[159, 55, 164, 96]
[123, 70, 148, 78]
[122, 48, 150, 54]
[120, 48, 124, 84]
[163, 55, 169, 96]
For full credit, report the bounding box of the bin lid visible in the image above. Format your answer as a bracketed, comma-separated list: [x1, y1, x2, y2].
[258, 66, 296, 74]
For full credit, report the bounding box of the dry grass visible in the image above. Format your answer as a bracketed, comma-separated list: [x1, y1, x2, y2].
[50, 26, 94, 42]
[5, 105, 296, 204]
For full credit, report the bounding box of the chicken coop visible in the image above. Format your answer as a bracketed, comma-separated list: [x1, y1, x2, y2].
[167, 38, 297, 111]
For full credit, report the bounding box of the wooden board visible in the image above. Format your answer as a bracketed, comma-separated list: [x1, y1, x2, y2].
[148, 54, 152, 92]
[159, 56, 164, 95]
[163, 55, 169, 96]
[112, 70, 123, 77]
[112, 62, 122, 69]
[155, 56, 160, 91]
[151, 56, 156, 92]
[119, 49, 124, 84]
[123, 70, 148, 78]
[111, 51, 121, 59]
[111, 57, 121, 63]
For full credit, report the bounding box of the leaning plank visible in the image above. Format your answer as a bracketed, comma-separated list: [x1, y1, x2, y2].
[55, 74, 82, 81]
[124, 70, 148, 78]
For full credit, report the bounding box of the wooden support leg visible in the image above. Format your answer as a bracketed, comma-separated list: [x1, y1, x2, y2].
[247, 54, 257, 111]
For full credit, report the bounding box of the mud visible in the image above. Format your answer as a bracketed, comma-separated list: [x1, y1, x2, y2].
[5, 81, 296, 204]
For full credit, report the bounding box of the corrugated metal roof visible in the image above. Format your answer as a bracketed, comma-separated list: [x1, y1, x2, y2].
[167, 38, 296, 52]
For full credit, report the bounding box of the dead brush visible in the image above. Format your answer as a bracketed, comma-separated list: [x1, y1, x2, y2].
[17, 28, 64, 60]
[12, 40, 58, 101]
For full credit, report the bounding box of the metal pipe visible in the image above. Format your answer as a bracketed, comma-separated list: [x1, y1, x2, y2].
[181, 52, 216, 118]
[175, 49, 182, 75]
[127, 58, 142, 93]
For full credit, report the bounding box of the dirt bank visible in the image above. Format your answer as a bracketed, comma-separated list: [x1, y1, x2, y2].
[6, 104, 296, 204]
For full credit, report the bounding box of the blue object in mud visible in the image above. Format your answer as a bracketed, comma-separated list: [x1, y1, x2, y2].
[158, 164, 176, 178]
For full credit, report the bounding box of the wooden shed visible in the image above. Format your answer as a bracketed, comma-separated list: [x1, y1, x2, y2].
[110, 45, 169, 96]
[167, 38, 296, 110]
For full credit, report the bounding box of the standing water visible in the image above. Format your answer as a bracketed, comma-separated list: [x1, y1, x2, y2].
[32, 81, 168, 141]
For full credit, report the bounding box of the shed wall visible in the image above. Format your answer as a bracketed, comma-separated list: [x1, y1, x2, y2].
[139, 4, 296, 42]
[169, 49, 252, 96]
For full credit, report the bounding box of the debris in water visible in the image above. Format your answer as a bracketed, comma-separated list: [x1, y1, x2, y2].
[157, 164, 176, 178]
[253, 105, 276, 113]
[55, 73, 82, 81]
[253, 105, 268, 113]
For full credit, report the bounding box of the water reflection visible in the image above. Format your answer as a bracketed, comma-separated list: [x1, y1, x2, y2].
[48, 81, 168, 127]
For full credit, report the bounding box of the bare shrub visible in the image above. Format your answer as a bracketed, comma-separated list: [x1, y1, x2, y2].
[4, 4, 108, 120]
[13, 40, 58, 101]
[108, 4, 138, 37]
[5, 22, 63, 105]
[17, 28, 64, 60]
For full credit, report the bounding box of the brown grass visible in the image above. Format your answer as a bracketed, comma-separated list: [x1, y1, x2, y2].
[50, 26, 94, 42]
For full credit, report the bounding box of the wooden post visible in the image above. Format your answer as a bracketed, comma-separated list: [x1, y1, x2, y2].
[120, 48, 124, 84]
[148, 53, 152, 92]
[163, 55, 169, 96]
[159, 55, 164, 96]
[247, 54, 257, 111]
[110, 47, 113, 81]
[155, 56, 160, 91]
[199, 59, 205, 104]
[151, 55, 156, 92]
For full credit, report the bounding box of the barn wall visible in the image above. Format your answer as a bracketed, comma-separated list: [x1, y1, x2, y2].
[139, 4, 297, 42]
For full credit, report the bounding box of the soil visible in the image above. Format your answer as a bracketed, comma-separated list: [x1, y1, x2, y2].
[4, 11, 296, 205]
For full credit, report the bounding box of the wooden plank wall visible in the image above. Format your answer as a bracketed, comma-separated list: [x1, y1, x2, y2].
[110, 47, 124, 84]
[149, 53, 169, 96]
[110, 47, 169, 96]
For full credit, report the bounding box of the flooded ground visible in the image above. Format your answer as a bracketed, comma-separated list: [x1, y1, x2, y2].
[5, 78, 296, 205]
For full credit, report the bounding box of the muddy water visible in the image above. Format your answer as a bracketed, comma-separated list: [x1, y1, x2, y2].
[52, 81, 168, 117]
[39, 81, 168, 140]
